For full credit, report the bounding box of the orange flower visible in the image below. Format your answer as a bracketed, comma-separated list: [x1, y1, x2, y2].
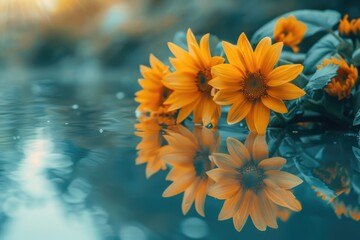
[318, 56, 358, 100]
[135, 54, 173, 114]
[135, 116, 173, 178]
[274, 15, 307, 53]
[162, 125, 219, 217]
[207, 134, 302, 231]
[209, 33, 305, 134]
[338, 15, 360, 38]
[163, 29, 224, 127]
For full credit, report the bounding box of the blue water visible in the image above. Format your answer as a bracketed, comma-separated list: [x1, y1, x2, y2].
[0, 77, 359, 240]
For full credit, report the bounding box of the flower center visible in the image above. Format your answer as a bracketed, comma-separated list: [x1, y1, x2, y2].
[196, 69, 212, 93]
[242, 73, 267, 100]
[336, 68, 349, 85]
[160, 87, 171, 105]
[194, 148, 212, 178]
[238, 161, 264, 192]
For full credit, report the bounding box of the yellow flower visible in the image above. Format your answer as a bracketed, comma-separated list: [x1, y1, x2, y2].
[210, 33, 305, 134]
[207, 134, 303, 231]
[274, 15, 307, 53]
[135, 54, 173, 114]
[163, 29, 225, 127]
[135, 116, 172, 178]
[318, 56, 358, 100]
[162, 125, 219, 217]
[338, 15, 360, 38]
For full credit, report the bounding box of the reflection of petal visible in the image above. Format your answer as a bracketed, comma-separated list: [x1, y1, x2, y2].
[162, 125, 219, 217]
[211, 153, 242, 170]
[266, 170, 303, 189]
[227, 138, 250, 163]
[258, 157, 286, 170]
[233, 190, 253, 232]
[263, 179, 302, 212]
[218, 191, 242, 220]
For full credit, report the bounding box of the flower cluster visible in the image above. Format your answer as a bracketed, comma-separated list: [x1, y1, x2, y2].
[136, 10, 360, 132]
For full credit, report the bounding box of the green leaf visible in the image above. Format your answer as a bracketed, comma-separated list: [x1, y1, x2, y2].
[303, 34, 339, 74]
[251, 9, 341, 44]
[353, 48, 360, 67]
[304, 64, 339, 95]
[354, 109, 360, 126]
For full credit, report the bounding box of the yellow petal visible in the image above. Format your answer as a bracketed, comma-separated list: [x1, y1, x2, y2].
[253, 101, 270, 135]
[233, 190, 253, 232]
[267, 83, 305, 100]
[267, 64, 304, 87]
[260, 42, 283, 76]
[162, 174, 194, 197]
[182, 178, 201, 215]
[211, 64, 244, 81]
[261, 96, 288, 113]
[214, 90, 243, 105]
[254, 37, 272, 70]
[227, 99, 252, 124]
[250, 194, 267, 231]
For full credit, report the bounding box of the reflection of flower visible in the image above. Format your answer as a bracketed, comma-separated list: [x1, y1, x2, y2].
[338, 15, 360, 38]
[162, 125, 219, 217]
[163, 29, 224, 127]
[207, 134, 302, 231]
[318, 56, 358, 100]
[135, 54, 173, 114]
[210, 34, 305, 134]
[135, 117, 172, 178]
[274, 16, 307, 53]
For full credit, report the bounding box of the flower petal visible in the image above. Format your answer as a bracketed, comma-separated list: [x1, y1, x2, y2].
[260, 42, 283, 76]
[261, 96, 288, 113]
[267, 83, 305, 100]
[226, 137, 251, 163]
[211, 153, 243, 169]
[233, 190, 253, 232]
[266, 170, 303, 189]
[218, 191, 243, 220]
[211, 64, 244, 81]
[227, 99, 252, 124]
[254, 37, 272, 70]
[258, 157, 286, 170]
[253, 101, 270, 135]
[214, 90, 243, 105]
[267, 64, 304, 86]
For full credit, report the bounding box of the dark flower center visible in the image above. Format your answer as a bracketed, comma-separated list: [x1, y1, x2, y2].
[194, 148, 212, 177]
[242, 73, 267, 100]
[238, 161, 264, 192]
[196, 69, 212, 93]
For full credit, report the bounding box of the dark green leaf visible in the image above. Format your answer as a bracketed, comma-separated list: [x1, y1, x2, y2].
[353, 48, 360, 67]
[251, 9, 341, 44]
[303, 34, 339, 74]
[305, 64, 339, 94]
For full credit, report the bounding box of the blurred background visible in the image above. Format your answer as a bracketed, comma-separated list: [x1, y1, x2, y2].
[0, 0, 359, 94]
[0, 0, 360, 240]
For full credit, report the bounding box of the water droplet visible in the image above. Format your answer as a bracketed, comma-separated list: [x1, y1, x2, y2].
[65, 122, 69, 125]
[116, 92, 125, 100]
[72, 104, 79, 110]
[99, 129, 104, 133]
[47, 120, 51, 123]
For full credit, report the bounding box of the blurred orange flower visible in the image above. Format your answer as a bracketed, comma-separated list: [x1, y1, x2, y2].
[207, 134, 302, 231]
[210, 34, 305, 134]
[135, 54, 174, 116]
[318, 56, 358, 100]
[162, 125, 219, 217]
[163, 29, 224, 127]
[135, 116, 173, 178]
[274, 15, 307, 53]
[338, 15, 360, 38]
